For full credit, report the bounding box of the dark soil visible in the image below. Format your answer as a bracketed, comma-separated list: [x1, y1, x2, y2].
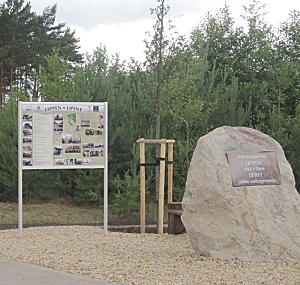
[0, 213, 168, 234]
[108, 212, 157, 226]
[108, 212, 166, 233]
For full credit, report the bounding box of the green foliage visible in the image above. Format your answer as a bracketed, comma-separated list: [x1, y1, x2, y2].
[0, 96, 18, 201]
[110, 142, 155, 215]
[0, 0, 82, 100]
[2, 0, 300, 209]
[163, 35, 251, 199]
[22, 170, 60, 203]
[38, 49, 75, 101]
[50, 170, 73, 199]
[110, 169, 155, 215]
[110, 170, 141, 215]
[72, 169, 104, 206]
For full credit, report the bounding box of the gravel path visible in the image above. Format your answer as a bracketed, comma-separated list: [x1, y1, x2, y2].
[0, 226, 300, 284]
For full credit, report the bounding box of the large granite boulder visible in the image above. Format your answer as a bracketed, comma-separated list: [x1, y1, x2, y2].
[182, 126, 300, 261]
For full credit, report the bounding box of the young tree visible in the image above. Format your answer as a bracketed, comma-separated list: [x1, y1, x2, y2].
[37, 49, 75, 102]
[143, 0, 172, 205]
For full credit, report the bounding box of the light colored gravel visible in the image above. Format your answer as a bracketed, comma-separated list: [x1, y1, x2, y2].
[0, 226, 300, 285]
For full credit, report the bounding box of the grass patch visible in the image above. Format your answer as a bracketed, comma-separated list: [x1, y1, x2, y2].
[0, 201, 104, 226]
[0, 200, 168, 228]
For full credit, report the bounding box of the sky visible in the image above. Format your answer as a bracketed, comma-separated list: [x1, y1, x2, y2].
[24, 0, 300, 62]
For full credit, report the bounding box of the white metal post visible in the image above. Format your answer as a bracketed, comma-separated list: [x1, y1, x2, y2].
[18, 101, 23, 237]
[104, 102, 108, 234]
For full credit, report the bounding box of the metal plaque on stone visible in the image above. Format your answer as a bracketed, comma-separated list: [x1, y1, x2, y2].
[226, 151, 281, 187]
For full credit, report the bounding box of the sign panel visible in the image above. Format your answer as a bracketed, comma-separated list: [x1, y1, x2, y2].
[226, 151, 281, 187]
[20, 102, 107, 169]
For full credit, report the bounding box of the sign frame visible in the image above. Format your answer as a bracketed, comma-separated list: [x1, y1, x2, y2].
[18, 101, 108, 236]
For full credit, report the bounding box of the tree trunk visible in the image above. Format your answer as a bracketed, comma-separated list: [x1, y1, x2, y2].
[155, 0, 165, 232]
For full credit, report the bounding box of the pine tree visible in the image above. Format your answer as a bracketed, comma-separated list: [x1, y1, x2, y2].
[0, 0, 83, 100]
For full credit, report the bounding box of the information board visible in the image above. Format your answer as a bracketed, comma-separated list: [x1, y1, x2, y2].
[226, 151, 281, 187]
[18, 101, 108, 237]
[20, 102, 107, 169]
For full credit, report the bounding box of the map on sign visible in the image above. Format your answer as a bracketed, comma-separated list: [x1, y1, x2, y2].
[67, 113, 76, 126]
[21, 102, 107, 169]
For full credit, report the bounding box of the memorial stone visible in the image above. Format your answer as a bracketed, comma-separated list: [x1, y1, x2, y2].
[182, 126, 300, 261]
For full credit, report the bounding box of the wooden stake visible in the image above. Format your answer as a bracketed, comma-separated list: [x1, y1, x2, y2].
[136, 138, 175, 144]
[158, 140, 166, 234]
[140, 139, 146, 234]
[137, 138, 175, 234]
[168, 142, 174, 203]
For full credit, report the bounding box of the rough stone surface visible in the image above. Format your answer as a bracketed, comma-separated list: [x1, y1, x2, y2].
[182, 126, 300, 261]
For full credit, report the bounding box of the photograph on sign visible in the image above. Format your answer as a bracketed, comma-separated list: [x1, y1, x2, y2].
[21, 102, 106, 169]
[226, 151, 281, 187]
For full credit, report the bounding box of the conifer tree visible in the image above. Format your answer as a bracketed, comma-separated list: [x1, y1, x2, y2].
[0, 0, 82, 100]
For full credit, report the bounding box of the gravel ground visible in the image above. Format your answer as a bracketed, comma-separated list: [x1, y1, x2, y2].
[0, 226, 300, 285]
